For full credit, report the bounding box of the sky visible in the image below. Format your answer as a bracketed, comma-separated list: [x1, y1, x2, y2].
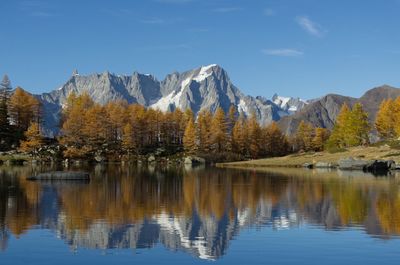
[0, 0, 400, 99]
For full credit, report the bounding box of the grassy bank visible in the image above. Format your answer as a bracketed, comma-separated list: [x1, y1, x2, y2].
[217, 145, 400, 168]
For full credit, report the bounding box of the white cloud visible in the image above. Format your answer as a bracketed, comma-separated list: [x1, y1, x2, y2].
[296, 16, 325, 37]
[262, 49, 304, 57]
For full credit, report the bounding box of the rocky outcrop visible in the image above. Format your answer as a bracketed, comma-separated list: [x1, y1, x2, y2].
[338, 157, 396, 172]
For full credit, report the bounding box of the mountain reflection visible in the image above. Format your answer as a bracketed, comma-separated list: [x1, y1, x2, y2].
[1, 165, 400, 259]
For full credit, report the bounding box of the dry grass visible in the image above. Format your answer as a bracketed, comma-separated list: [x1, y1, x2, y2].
[217, 145, 400, 168]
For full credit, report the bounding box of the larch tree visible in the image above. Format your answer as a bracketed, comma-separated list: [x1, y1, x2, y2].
[347, 103, 370, 146]
[210, 107, 227, 153]
[105, 100, 128, 145]
[327, 103, 351, 148]
[226, 105, 237, 152]
[264, 122, 288, 156]
[247, 112, 262, 158]
[122, 123, 136, 156]
[8, 87, 41, 133]
[19, 122, 43, 155]
[312, 127, 330, 151]
[83, 104, 110, 150]
[197, 110, 213, 153]
[375, 99, 396, 140]
[183, 118, 197, 154]
[295, 121, 314, 151]
[232, 112, 247, 155]
[60, 92, 94, 158]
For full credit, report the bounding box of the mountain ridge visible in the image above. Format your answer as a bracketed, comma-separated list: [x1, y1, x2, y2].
[36, 64, 304, 136]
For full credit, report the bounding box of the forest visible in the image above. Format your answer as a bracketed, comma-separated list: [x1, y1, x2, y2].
[0, 73, 397, 163]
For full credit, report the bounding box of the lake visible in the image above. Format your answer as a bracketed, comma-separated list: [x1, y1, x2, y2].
[1, 164, 400, 264]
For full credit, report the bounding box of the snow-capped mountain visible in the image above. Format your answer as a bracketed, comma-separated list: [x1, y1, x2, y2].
[272, 94, 308, 114]
[37, 65, 306, 136]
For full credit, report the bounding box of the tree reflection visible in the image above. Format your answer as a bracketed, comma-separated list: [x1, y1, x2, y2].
[0, 165, 400, 258]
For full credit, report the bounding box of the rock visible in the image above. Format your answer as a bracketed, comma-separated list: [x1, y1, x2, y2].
[338, 157, 370, 170]
[148, 155, 156, 163]
[364, 160, 396, 172]
[27, 171, 90, 181]
[302, 163, 313, 169]
[315, 162, 337, 168]
[94, 155, 105, 163]
[184, 156, 206, 165]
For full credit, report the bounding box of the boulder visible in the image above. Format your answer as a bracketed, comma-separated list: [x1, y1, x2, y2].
[302, 163, 313, 169]
[184, 156, 206, 165]
[148, 155, 156, 163]
[315, 162, 336, 168]
[338, 157, 369, 170]
[364, 160, 396, 172]
[94, 155, 106, 163]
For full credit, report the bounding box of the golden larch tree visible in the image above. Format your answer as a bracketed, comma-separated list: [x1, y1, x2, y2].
[210, 107, 227, 153]
[183, 118, 197, 154]
[19, 122, 43, 155]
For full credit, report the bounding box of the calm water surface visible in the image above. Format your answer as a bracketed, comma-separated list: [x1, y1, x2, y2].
[1, 164, 400, 264]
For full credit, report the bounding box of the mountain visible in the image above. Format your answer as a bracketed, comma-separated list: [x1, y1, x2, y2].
[37, 65, 305, 136]
[272, 94, 308, 114]
[278, 85, 400, 135]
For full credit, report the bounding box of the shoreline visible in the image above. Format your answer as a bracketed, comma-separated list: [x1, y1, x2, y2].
[216, 145, 400, 170]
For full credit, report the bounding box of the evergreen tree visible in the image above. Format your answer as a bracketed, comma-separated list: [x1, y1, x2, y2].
[0, 92, 11, 150]
[183, 118, 197, 154]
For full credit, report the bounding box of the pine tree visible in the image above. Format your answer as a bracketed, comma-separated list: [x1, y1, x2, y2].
[210, 107, 227, 153]
[375, 99, 395, 140]
[183, 118, 197, 154]
[19, 122, 43, 155]
[0, 93, 11, 150]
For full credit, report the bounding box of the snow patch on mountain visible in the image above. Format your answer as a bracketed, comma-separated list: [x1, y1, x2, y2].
[193, 64, 216, 82]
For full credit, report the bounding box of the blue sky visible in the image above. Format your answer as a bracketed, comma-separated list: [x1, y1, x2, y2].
[0, 0, 400, 99]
